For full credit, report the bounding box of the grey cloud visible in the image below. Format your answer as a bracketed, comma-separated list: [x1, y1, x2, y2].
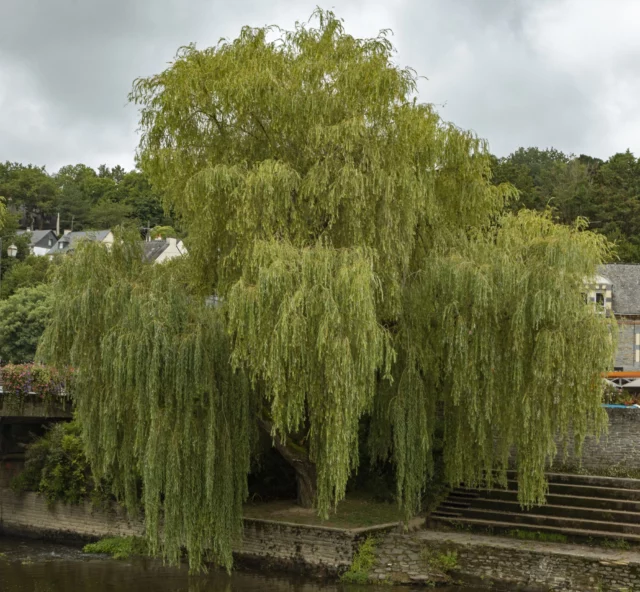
[0, 0, 637, 170]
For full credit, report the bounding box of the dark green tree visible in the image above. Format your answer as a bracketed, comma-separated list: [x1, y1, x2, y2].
[0, 162, 58, 229]
[0, 284, 52, 363]
[1, 255, 53, 299]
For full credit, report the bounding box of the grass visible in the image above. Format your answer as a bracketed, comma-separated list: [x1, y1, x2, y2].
[83, 536, 148, 560]
[340, 536, 378, 584]
[507, 529, 568, 543]
[421, 548, 458, 572]
[243, 493, 404, 528]
[600, 538, 632, 550]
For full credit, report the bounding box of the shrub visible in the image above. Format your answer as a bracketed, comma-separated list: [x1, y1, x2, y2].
[11, 421, 102, 505]
[340, 536, 378, 584]
[83, 537, 148, 559]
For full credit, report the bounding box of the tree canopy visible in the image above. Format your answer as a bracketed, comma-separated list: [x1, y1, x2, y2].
[40, 10, 616, 572]
[492, 147, 640, 261]
[0, 284, 52, 363]
[0, 162, 172, 232]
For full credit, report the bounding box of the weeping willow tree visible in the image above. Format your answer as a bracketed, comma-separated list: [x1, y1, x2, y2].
[39, 9, 616, 571]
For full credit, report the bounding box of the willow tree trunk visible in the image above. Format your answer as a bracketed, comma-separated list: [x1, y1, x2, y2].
[258, 417, 317, 508]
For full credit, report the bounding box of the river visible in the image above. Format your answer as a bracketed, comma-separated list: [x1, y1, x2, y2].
[0, 537, 501, 592]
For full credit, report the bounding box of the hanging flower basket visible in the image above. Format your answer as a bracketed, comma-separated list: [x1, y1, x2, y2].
[0, 363, 74, 413]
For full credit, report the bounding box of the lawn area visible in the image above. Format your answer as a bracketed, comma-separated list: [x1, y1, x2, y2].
[243, 494, 404, 529]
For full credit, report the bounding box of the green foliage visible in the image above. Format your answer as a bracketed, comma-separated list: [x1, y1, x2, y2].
[600, 539, 631, 550]
[340, 536, 378, 584]
[149, 225, 178, 239]
[1, 363, 71, 398]
[1, 255, 53, 299]
[508, 529, 568, 543]
[0, 284, 52, 362]
[41, 9, 616, 572]
[420, 548, 458, 574]
[0, 160, 170, 233]
[83, 536, 148, 559]
[0, 162, 57, 229]
[493, 147, 640, 262]
[11, 421, 92, 505]
[40, 234, 252, 571]
[0, 196, 6, 229]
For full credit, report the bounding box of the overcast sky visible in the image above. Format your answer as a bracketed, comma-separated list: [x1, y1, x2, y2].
[1, 0, 638, 172]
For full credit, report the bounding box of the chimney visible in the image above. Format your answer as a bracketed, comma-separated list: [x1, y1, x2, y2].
[63, 229, 72, 236]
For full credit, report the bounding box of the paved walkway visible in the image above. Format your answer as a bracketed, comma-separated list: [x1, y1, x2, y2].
[418, 529, 640, 565]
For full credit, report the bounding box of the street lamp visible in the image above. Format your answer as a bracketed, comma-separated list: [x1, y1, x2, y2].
[0, 238, 18, 299]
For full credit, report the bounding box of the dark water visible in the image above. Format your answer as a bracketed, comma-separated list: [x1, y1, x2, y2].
[0, 537, 495, 592]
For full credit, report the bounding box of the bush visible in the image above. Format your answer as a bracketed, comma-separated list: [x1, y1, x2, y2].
[0, 285, 52, 363]
[340, 536, 378, 584]
[11, 421, 103, 505]
[83, 536, 148, 559]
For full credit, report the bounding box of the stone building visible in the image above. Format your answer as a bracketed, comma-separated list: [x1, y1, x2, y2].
[597, 264, 640, 370]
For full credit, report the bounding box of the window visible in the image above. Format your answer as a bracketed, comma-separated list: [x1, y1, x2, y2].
[596, 293, 605, 306]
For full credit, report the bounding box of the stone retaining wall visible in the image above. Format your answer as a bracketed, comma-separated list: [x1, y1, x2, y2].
[373, 530, 640, 591]
[0, 488, 392, 575]
[555, 406, 640, 473]
[5, 487, 640, 589]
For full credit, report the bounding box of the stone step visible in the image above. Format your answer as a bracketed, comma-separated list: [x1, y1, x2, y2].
[506, 471, 640, 491]
[442, 497, 640, 525]
[451, 489, 640, 512]
[439, 500, 471, 509]
[430, 515, 640, 544]
[440, 507, 640, 535]
[431, 509, 462, 518]
[459, 479, 640, 501]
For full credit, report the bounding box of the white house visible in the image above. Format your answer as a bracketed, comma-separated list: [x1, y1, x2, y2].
[142, 238, 187, 264]
[47, 230, 114, 255]
[16, 230, 58, 256]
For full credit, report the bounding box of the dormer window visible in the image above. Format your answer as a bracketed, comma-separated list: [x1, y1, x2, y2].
[596, 293, 605, 306]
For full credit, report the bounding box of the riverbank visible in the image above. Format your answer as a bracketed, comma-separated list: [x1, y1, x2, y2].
[2, 487, 640, 590]
[0, 536, 486, 592]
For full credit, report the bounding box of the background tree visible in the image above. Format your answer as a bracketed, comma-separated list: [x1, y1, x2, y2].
[41, 10, 616, 571]
[1, 255, 53, 299]
[0, 284, 51, 363]
[493, 148, 640, 261]
[0, 163, 57, 229]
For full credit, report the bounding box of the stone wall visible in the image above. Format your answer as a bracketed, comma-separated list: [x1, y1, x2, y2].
[554, 406, 640, 473]
[0, 488, 143, 542]
[0, 394, 72, 419]
[372, 530, 640, 591]
[5, 488, 640, 589]
[615, 320, 640, 370]
[0, 488, 393, 575]
[239, 519, 393, 574]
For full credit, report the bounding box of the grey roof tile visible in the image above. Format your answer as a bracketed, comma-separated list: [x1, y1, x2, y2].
[142, 240, 170, 262]
[600, 264, 640, 315]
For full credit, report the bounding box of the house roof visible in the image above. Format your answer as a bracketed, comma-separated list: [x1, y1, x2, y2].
[599, 264, 640, 315]
[47, 230, 111, 255]
[142, 240, 170, 262]
[16, 229, 57, 248]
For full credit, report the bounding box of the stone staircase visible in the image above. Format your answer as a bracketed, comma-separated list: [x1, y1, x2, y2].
[431, 472, 640, 543]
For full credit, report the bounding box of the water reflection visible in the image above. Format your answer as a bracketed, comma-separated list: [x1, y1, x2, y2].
[0, 537, 492, 592]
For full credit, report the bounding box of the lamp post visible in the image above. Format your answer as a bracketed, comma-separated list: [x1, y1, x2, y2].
[0, 238, 18, 299]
